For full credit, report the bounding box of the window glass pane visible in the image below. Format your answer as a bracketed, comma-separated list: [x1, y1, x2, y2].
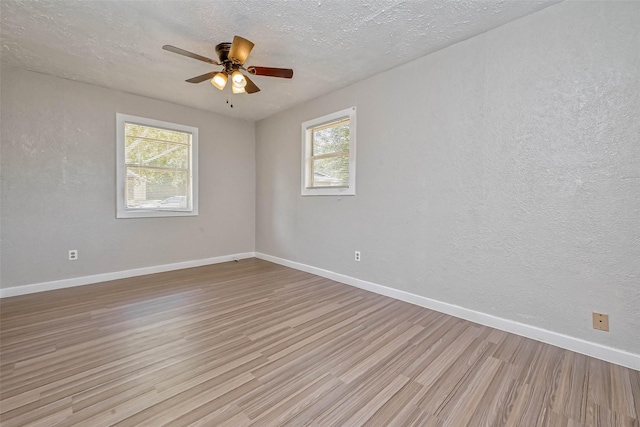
[125, 123, 190, 144]
[125, 137, 189, 169]
[312, 121, 349, 156]
[312, 155, 349, 187]
[125, 166, 189, 209]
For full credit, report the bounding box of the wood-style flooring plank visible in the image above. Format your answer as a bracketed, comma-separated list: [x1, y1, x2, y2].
[1, 258, 638, 426]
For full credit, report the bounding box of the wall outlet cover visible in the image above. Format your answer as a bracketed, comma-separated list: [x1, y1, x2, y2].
[592, 312, 609, 332]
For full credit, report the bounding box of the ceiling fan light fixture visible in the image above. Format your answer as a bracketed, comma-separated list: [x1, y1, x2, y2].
[232, 84, 246, 94]
[211, 72, 228, 90]
[231, 70, 247, 88]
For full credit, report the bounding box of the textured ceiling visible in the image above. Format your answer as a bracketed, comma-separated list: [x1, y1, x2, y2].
[1, 0, 560, 121]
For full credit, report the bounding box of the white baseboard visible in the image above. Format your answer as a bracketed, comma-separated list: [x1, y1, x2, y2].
[3, 251, 637, 370]
[0, 252, 256, 298]
[255, 252, 640, 371]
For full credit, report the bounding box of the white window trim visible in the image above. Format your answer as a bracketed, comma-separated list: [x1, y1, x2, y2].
[301, 107, 356, 196]
[116, 113, 199, 218]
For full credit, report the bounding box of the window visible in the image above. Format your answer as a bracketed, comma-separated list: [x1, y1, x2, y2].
[116, 113, 198, 218]
[301, 107, 356, 196]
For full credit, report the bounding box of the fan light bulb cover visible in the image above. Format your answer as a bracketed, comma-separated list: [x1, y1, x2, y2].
[211, 73, 228, 90]
[231, 71, 247, 88]
[232, 84, 246, 94]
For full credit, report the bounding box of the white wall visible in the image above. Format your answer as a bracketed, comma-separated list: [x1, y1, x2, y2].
[255, 2, 640, 355]
[1, 66, 256, 289]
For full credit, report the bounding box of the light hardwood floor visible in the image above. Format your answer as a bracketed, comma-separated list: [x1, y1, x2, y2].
[1, 258, 638, 426]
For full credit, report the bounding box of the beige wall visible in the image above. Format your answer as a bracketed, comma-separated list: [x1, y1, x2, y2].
[1, 66, 256, 288]
[255, 2, 640, 354]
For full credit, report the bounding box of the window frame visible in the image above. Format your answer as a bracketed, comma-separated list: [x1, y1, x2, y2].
[301, 107, 356, 196]
[116, 113, 198, 218]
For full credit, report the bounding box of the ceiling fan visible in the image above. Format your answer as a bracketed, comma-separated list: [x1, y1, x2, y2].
[162, 36, 293, 94]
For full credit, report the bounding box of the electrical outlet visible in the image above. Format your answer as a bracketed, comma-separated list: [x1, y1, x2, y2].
[68, 250, 78, 261]
[592, 312, 609, 332]
[354, 251, 361, 262]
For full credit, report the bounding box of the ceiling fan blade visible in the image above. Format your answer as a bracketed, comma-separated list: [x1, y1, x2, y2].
[185, 71, 218, 83]
[243, 74, 261, 94]
[228, 36, 254, 65]
[247, 66, 293, 79]
[162, 45, 220, 65]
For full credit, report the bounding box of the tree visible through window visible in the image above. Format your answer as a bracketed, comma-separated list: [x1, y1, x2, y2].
[302, 107, 356, 196]
[310, 118, 350, 188]
[116, 114, 198, 218]
[125, 123, 190, 209]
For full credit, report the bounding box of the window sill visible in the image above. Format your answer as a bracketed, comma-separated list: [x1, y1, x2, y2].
[116, 209, 198, 219]
[301, 187, 356, 196]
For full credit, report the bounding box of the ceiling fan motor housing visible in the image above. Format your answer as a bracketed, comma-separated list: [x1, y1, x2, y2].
[215, 43, 243, 74]
[215, 43, 232, 63]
